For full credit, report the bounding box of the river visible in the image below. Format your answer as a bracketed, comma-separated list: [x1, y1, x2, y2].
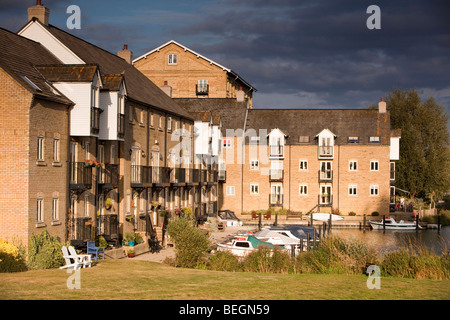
[329, 226, 449, 256]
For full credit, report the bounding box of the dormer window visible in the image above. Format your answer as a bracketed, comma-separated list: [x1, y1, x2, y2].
[316, 129, 335, 159]
[268, 129, 286, 159]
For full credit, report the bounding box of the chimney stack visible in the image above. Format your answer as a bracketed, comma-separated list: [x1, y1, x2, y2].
[28, 0, 49, 26]
[160, 81, 172, 97]
[118, 44, 133, 64]
[378, 98, 386, 113]
[236, 86, 245, 102]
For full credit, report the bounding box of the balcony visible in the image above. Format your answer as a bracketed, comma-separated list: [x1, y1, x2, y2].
[218, 170, 226, 182]
[98, 164, 119, 190]
[91, 107, 101, 135]
[318, 194, 333, 207]
[152, 167, 171, 187]
[70, 162, 93, 191]
[318, 170, 333, 182]
[318, 145, 334, 159]
[196, 84, 209, 96]
[117, 114, 125, 138]
[269, 194, 283, 207]
[131, 165, 152, 188]
[170, 168, 186, 187]
[71, 217, 93, 246]
[97, 214, 119, 243]
[269, 169, 284, 182]
[269, 145, 284, 159]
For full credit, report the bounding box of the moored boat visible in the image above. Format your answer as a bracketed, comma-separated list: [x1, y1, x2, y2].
[307, 213, 344, 221]
[369, 217, 423, 230]
[216, 235, 275, 257]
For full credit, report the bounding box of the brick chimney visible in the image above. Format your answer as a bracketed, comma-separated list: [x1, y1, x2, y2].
[28, 0, 49, 26]
[118, 44, 133, 64]
[378, 98, 386, 113]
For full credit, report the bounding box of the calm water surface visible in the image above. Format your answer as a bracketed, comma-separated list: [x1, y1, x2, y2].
[329, 226, 449, 256]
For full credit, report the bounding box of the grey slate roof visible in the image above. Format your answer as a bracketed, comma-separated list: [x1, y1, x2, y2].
[32, 20, 193, 120]
[245, 108, 391, 145]
[0, 27, 72, 105]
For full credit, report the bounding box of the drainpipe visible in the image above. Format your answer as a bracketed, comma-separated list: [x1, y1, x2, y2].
[241, 101, 249, 213]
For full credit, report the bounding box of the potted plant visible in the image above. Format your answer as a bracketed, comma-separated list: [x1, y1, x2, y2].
[105, 198, 112, 210]
[182, 206, 193, 217]
[126, 215, 134, 223]
[127, 249, 135, 258]
[175, 208, 182, 216]
[151, 201, 161, 210]
[124, 232, 135, 246]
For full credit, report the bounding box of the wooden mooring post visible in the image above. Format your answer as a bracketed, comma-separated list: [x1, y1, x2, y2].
[438, 214, 441, 234]
[382, 215, 386, 231]
[415, 214, 419, 231]
[258, 213, 262, 230]
[363, 214, 367, 232]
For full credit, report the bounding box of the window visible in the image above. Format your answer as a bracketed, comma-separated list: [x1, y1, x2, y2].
[84, 194, 90, 217]
[197, 79, 208, 95]
[299, 160, 308, 171]
[250, 184, 259, 195]
[91, 86, 98, 108]
[299, 184, 308, 195]
[370, 161, 379, 171]
[53, 138, 60, 163]
[226, 186, 235, 196]
[37, 197, 44, 223]
[348, 136, 359, 143]
[223, 139, 231, 148]
[167, 117, 172, 132]
[52, 197, 59, 221]
[370, 136, 380, 143]
[370, 185, 379, 196]
[317, 129, 335, 159]
[299, 136, 310, 143]
[129, 105, 134, 123]
[390, 162, 396, 180]
[269, 136, 284, 158]
[250, 160, 259, 170]
[37, 135, 44, 161]
[320, 161, 332, 180]
[159, 115, 163, 130]
[349, 161, 358, 171]
[168, 54, 177, 65]
[139, 110, 145, 125]
[150, 112, 154, 128]
[349, 185, 357, 196]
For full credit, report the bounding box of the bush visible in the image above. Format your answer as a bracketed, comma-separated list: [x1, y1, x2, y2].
[348, 211, 356, 216]
[0, 239, 27, 273]
[207, 251, 241, 272]
[27, 230, 66, 270]
[371, 211, 380, 216]
[167, 217, 211, 268]
[242, 246, 292, 274]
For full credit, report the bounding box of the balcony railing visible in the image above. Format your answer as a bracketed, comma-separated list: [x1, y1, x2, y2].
[152, 167, 171, 186]
[131, 165, 152, 187]
[91, 107, 101, 134]
[318, 146, 334, 158]
[170, 168, 186, 185]
[269, 169, 284, 182]
[196, 84, 209, 96]
[218, 170, 226, 182]
[97, 214, 119, 241]
[117, 114, 125, 138]
[73, 217, 93, 242]
[70, 162, 93, 190]
[98, 164, 119, 188]
[269, 194, 283, 206]
[318, 170, 333, 182]
[318, 194, 333, 207]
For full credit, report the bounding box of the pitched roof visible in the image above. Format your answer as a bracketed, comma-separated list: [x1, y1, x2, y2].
[101, 74, 125, 91]
[25, 21, 193, 120]
[134, 40, 257, 93]
[173, 98, 248, 135]
[0, 27, 71, 105]
[245, 108, 391, 145]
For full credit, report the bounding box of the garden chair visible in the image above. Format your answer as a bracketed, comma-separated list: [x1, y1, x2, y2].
[59, 246, 83, 270]
[264, 211, 272, 220]
[87, 241, 105, 261]
[68, 246, 92, 268]
[251, 211, 258, 220]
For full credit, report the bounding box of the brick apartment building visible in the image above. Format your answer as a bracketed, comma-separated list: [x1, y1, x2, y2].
[0, 2, 219, 247]
[135, 42, 401, 217]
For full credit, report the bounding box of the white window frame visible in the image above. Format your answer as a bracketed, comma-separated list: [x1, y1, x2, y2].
[250, 159, 259, 170]
[349, 160, 358, 171]
[250, 184, 259, 195]
[370, 161, 379, 171]
[370, 136, 380, 143]
[226, 186, 235, 196]
[37, 135, 44, 161]
[52, 138, 60, 163]
[299, 184, 308, 196]
[52, 196, 59, 221]
[168, 54, 178, 65]
[299, 160, 308, 171]
[348, 185, 358, 196]
[37, 197, 44, 223]
[370, 185, 379, 196]
[84, 194, 90, 217]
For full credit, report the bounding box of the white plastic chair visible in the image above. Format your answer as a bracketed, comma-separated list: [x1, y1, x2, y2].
[59, 246, 83, 270]
[68, 246, 92, 268]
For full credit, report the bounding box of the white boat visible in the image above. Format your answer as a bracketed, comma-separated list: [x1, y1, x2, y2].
[369, 217, 423, 230]
[218, 210, 243, 227]
[217, 235, 275, 257]
[307, 213, 344, 221]
[254, 226, 318, 252]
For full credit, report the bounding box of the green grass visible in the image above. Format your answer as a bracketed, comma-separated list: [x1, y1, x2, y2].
[0, 259, 448, 300]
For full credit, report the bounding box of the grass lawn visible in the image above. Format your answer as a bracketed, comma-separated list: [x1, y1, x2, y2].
[0, 259, 448, 300]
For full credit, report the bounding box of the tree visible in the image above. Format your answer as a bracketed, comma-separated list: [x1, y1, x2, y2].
[385, 89, 450, 199]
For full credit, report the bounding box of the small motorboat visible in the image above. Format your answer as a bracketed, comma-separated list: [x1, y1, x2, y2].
[307, 213, 344, 221]
[369, 217, 423, 230]
[218, 210, 243, 227]
[255, 226, 319, 252]
[217, 235, 275, 257]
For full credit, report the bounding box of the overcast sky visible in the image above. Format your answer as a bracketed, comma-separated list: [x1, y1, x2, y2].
[1, 0, 449, 123]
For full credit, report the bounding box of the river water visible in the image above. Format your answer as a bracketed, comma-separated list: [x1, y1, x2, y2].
[329, 226, 449, 256]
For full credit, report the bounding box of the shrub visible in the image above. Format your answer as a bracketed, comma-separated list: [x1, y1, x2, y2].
[242, 246, 292, 274]
[0, 239, 27, 273]
[27, 230, 66, 270]
[207, 251, 241, 272]
[97, 236, 108, 248]
[371, 211, 380, 216]
[348, 211, 356, 216]
[167, 217, 211, 268]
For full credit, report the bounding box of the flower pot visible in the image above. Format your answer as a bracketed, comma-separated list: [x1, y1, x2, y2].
[127, 252, 135, 258]
[128, 241, 135, 247]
